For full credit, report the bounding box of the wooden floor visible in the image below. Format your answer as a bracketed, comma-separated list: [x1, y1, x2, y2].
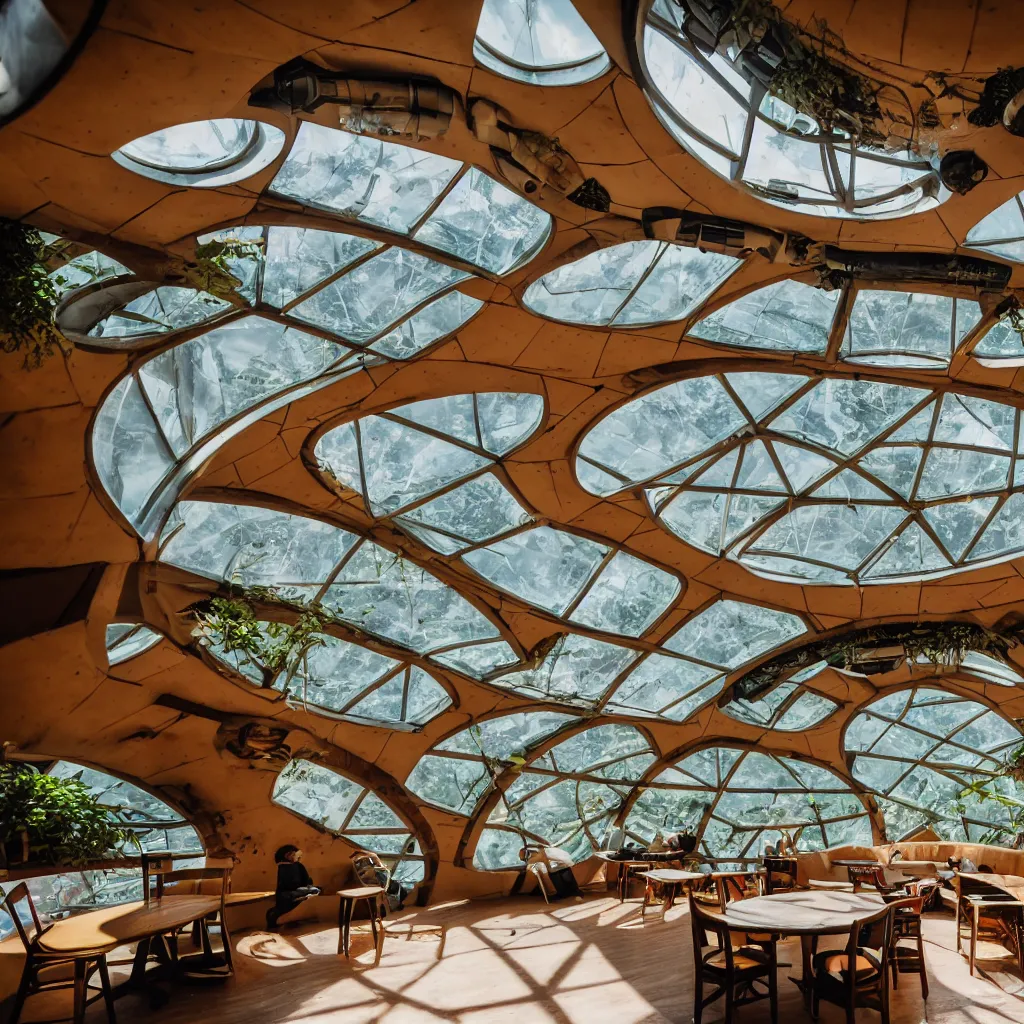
[14, 895, 1024, 1023]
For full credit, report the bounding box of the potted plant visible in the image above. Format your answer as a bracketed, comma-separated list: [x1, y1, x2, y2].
[0, 763, 138, 869]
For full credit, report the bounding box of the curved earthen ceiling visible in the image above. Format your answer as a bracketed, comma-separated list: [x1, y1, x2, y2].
[3, 0, 1024, 903]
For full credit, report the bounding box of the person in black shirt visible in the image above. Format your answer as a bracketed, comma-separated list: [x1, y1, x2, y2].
[266, 844, 321, 930]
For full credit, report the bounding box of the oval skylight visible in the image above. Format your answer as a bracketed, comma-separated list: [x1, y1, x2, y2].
[474, 0, 611, 86]
[845, 687, 1024, 844]
[273, 759, 426, 883]
[203, 621, 451, 728]
[636, 2, 944, 219]
[105, 623, 162, 665]
[523, 241, 740, 327]
[578, 370, 1024, 584]
[269, 122, 552, 274]
[965, 188, 1024, 263]
[159, 500, 519, 675]
[113, 118, 285, 187]
[625, 746, 871, 860]
[474, 724, 656, 870]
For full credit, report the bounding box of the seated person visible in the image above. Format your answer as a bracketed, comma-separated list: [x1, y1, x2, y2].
[266, 844, 320, 930]
[350, 850, 410, 911]
[521, 846, 582, 902]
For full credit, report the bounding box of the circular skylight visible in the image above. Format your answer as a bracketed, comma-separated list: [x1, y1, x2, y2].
[474, 0, 611, 86]
[577, 370, 1024, 584]
[634, 1, 945, 219]
[113, 119, 286, 187]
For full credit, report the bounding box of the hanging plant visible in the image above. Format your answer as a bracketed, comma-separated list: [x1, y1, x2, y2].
[192, 593, 326, 686]
[0, 763, 139, 867]
[175, 236, 263, 301]
[0, 218, 69, 368]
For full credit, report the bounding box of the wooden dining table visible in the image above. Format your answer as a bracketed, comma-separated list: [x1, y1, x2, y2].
[718, 890, 886, 1000]
[37, 895, 224, 995]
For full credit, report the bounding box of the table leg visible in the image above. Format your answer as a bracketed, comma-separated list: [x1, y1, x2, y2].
[970, 905, 978, 977]
[799, 935, 814, 1008]
[337, 897, 347, 956]
[72, 958, 88, 1024]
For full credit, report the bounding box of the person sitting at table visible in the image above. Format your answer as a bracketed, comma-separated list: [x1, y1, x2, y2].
[266, 844, 321, 930]
[521, 846, 583, 901]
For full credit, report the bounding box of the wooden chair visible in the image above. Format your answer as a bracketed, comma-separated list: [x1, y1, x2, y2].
[809, 903, 893, 1024]
[953, 875, 1024, 977]
[886, 895, 928, 998]
[2, 882, 117, 1024]
[150, 864, 234, 976]
[849, 866, 904, 896]
[689, 894, 778, 1024]
[763, 857, 798, 894]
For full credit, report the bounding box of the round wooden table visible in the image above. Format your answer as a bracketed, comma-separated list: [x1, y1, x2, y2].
[720, 890, 885, 1001]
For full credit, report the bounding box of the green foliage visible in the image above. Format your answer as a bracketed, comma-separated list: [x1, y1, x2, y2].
[0, 218, 68, 368]
[192, 594, 326, 677]
[999, 302, 1024, 348]
[0, 764, 138, 866]
[185, 237, 262, 299]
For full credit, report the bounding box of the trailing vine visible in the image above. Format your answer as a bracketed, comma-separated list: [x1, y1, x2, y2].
[180, 236, 263, 300]
[731, 621, 1015, 702]
[0, 218, 69, 368]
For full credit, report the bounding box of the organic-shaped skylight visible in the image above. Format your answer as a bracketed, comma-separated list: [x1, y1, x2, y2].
[79, 225, 482, 356]
[45, 243, 130, 298]
[405, 712, 577, 815]
[159, 501, 519, 676]
[273, 759, 425, 883]
[474, 0, 611, 86]
[462, 525, 680, 636]
[523, 241, 740, 327]
[106, 623, 162, 665]
[958, 651, 1024, 687]
[112, 118, 286, 187]
[48, 761, 204, 854]
[269, 122, 551, 275]
[845, 687, 1024, 844]
[578, 370, 1024, 584]
[625, 746, 871, 864]
[474, 724, 656, 869]
[0, 761, 203, 934]
[637, 1, 944, 219]
[91, 315, 362, 538]
[965, 188, 1024, 263]
[721, 681, 838, 731]
[485, 598, 805, 721]
[204, 622, 451, 728]
[314, 392, 544, 544]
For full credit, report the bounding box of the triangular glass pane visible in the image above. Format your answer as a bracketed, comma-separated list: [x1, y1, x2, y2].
[972, 318, 1024, 359]
[924, 498, 998, 560]
[659, 491, 727, 553]
[659, 454, 715, 484]
[771, 442, 835, 492]
[811, 469, 890, 500]
[724, 494, 784, 547]
[964, 493, 1024, 562]
[887, 402, 934, 442]
[857, 447, 923, 498]
[723, 372, 806, 422]
[692, 448, 739, 487]
[862, 522, 948, 579]
[263, 228, 381, 308]
[476, 393, 545, 454]
[399, 473, 531, 546]
[734, 440, 786, 492]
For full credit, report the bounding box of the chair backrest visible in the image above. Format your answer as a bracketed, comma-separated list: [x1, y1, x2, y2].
[155, 867, 230, 900]
[842, 903, 892, 990]
[688, 893, 766, 975]
[886, 894, 924, 916]
[351, 850, 389, 889]
[1, 883, 46, 950]
[764, 857, 798, 894]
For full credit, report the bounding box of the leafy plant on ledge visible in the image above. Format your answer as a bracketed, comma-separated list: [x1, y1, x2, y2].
[0, 218, 69, 369]
[0, 763, 139, 868]
[192, 592, 326, 690]
[181, 236, 263, 301]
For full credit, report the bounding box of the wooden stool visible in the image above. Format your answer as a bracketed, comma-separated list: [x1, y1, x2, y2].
[337, 886, 385, 957]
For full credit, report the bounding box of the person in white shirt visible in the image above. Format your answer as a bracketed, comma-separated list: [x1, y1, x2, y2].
[520, 846, 582, 901]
